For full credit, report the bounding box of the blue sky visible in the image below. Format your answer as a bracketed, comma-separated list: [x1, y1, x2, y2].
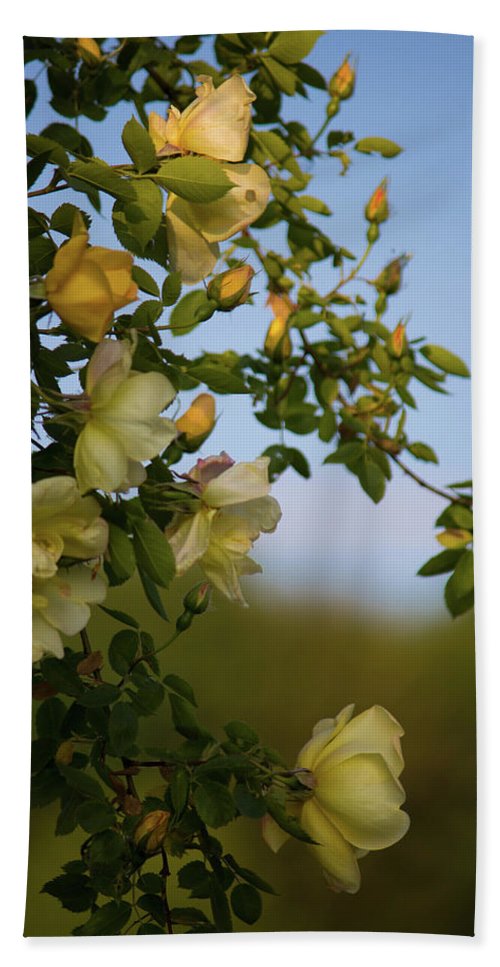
[26, 31, 473, 614]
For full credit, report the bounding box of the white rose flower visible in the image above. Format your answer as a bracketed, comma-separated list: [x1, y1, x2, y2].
[32, 475, 108, 579]
[32, 565, 107, 663]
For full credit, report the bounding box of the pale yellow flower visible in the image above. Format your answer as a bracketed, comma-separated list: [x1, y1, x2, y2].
[32, 565, 107, 663]
[166, 164, 270, 284]
[149, 74, 256, 162]
[32, 476, 108, 579]
[166, 454, 281, 605]
[45, 230, 138, 342]
[263, 705, 410, 893]
[74, 338, 177, 494]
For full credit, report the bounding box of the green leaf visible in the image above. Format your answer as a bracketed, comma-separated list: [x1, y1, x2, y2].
[132, 264, 160, 297]
[67, 159, 135, 201]
[104, 523, 136, 586]
[209, 877, 233, 933]
[122, 116, 157, 173]
[138, 565, 170, 620]
[108, 629, 139, 676]
[324, 442, 364, 465]
[178, 861, 211, 893]
[193, 781, 236, 828]
[169, 290, 215, 336]
[75, 900, 132, 936]
[188, 364, 249, 394]
[231, 883, 262, 925]
[446, 549, 474, 604]
[267, 30, 324, 64]
[169, 767, 190, 816]
[162, 271, 182, 306]
[76, 800, 117, 833]
[170, 906, 209, 926]
[420, 345, 470, 377]
[58, 765, 106, 801]
[407, 442, 439, 463]
[224, 721, 259, 748]
[98, 605, 140, 629]
[40, 657, 84, 698]
[129, 676, 165, 715]
[224, 855, 277, 895]
[50, 203, 91, 237]
[357, 454, 386, 503]
[233, 784, 267, 818]
[169, 693, 203, 740]
[137, 872, 163, 894]
[262, 56, 297, 95]
[77, 684, 121, 708]
[108, 702, 139, 756]
[154, 156, 233, 202]
[41, 122, 92, 158]
[418, 549, 462, 576]
[36, 697, 66, 739]
[27, 133, 69, 167]
[133, 518, 175, 588]
[112, 180, 164, 254]
[355, 137, 403, 158]
[436, 504, 473, 529]
[42, 873, 94, 913]
[164, 674, 197, 707]
[137, 893, 166, 926]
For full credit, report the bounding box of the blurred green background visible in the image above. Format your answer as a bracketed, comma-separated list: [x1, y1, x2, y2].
[25, 578, 475, 936]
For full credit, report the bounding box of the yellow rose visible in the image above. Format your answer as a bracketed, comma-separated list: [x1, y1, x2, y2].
[263, 705, 410, 893]
[76, 38, 102, 64]
[32, 475, 108, 579]
[45, 230, 138, 342]
[74, 338, 177, 494]
[207, 265, 254, 310]
[149, 74, 256, 162]
[166, 454, 281, 605]
[166, 163, 270, 284]
[176, 393, 216, 442]
[365, 179, 389, 224]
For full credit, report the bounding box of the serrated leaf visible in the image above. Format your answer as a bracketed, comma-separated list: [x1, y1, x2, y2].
[193, 781, 236, 828]
[355, 137, 403, 158]
[169, 767, 190, 816]
[42, 873, 94, 913]
[108, 629, 139, 676]
[104, 523, 136, 586]
[112, 180, 163, 254]
[50, 203, 91, 237]
[154, 156, 233, 202]
[231, 883, 262, 924]
[27, 133, 69, 167]
[67, 159, 135, 201]
[267, 30, 324, 64]
[122, 116, 157, 173]
[169, 289, 215, 335]
[263, 56, 297, 95]
[132, 264, 160, 297]
[76, 800, 117, 833]
[133, 518, 175, 588]
[58, 765, 106, 801]
[75, 900, 131, 936]
[162, 271, 182, 306]
[420, 345, 470, 377]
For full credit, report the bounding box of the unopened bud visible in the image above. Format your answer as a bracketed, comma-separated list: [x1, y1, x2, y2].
[176, 394, 216, 444]
[183, 582, 212, 615]
[365, 179, 389, 224]
[76, 38, 102, 64]
[329, 56, 356, 100]
[207, 265, 254, 311]
[374, 255, 411, 296]
[134, 810, 170, 852]
[388, 322, 407, 358]
[326, 96, 340, 118]
[264, 316, 292, 362]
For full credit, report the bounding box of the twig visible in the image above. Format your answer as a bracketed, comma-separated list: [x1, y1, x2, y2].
[160, 846, 174, 934]
[387, 452, 472, 506]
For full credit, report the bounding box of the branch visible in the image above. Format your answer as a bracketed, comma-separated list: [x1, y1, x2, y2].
[387, 452, 472, 506]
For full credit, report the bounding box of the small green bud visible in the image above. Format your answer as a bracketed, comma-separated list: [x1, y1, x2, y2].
[183, 582, 212, 615]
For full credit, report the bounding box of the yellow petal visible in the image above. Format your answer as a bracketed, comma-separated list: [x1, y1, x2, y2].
[176, 393, 216, 439]
[166, 194, 220, 284]
[184, 163, 270, 242]
[45, 233, 89, 291]
[85, 248, 138, 309]
[177, 74, 256, 162]
[314, 752, 410, 851]
[46, 257, 115, 341]
[301, 800, 361, 894]
[314, 705, 406, 778]
[149, 111, 172, 153]
[296, 707, 356, 772]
